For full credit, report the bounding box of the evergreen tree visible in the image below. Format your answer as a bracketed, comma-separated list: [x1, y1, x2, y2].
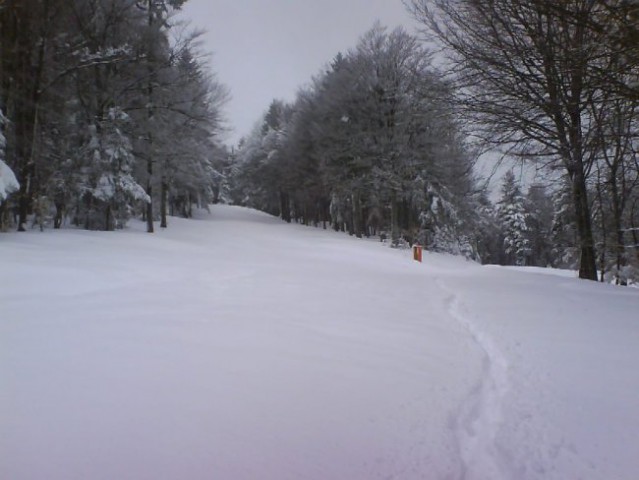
[0, 0, 228, 233]
[497, 171, 530, 266]
[0, 110, 20, 225]
[81, 107, 149, 230]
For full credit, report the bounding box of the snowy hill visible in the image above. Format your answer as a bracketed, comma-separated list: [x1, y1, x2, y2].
[2, 205, 638, 480]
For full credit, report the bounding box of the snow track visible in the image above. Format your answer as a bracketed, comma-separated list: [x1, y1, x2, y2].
[437, 280, 511, 480]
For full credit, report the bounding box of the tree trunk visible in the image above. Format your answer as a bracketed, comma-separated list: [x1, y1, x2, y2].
[54, 202, 63, 229]
[145, 0, 155, 233]
[572, 170, 598, 280]
[595, 168, 607, 282]
[146, 170, 154, 232]
[352, 192, 363, 239]
[390, 191, 400, 247]
[105, 204, 113, 231]
[610, 179, 627, 285]
[160, 177, 168, 228]
[279, 189, 291, 223]
[0, 201, 8, 231]
[16, 98, 40, 231]
[12, 4, 46, 232]
[320, 199, 329, 230]
[84, 195, 92, 230]
[322, 201, 327, 230]
[630, 197, 639, 259]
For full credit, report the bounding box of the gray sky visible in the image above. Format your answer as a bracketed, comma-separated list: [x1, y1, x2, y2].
[177, 0, 419, 146]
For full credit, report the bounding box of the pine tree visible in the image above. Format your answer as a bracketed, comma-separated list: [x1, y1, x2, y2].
[82, 107, 149, 230]
[497, 171, 530, 266]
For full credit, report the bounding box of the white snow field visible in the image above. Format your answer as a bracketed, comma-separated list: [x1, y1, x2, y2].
[1, 205, 638, 480]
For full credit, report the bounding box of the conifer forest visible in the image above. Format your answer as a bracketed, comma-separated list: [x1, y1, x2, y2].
[1, 0, 638, 284]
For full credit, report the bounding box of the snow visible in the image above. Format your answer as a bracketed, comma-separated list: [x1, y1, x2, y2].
[0, 159, 19, 201]
[1, 205, 638, 480]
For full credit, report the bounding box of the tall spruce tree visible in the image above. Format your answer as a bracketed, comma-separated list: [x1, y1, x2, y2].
[497, 171, 530, 266]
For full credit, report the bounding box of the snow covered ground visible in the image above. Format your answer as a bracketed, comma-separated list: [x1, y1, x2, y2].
[1, 205, 638, 480]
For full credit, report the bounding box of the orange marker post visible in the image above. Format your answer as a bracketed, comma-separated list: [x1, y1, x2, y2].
[413, 244, 422, 263]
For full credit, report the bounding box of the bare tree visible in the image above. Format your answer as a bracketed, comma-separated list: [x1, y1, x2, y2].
[406, 0, 623, 280]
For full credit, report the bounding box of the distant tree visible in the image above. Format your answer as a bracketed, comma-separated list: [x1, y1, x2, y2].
[551, 177, 580, 269]
[234, 24, 483, 257]
[81, 107, 149, 230]
[283, 88, 330, 227]
[497, 171, 530, 266]
[472, 191, 502, 265]
[153, 43, 229, 226]
[233, 100, 292, 218]
[525, 184, 555, 267]
[134, 0, 188, 233]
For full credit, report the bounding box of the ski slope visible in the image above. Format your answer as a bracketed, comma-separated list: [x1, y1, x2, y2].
[1, 205, 638, 480]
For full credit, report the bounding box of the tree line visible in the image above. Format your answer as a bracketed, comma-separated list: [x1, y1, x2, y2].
[230, 2, 638, 284]
[0, 0, 228, 232]
[1, 1, 638, 284]
[231, 25, 485, 260]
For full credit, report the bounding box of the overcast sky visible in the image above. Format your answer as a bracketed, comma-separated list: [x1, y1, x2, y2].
[177, 0, 419, 145]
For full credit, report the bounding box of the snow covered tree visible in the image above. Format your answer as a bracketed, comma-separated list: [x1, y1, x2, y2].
[149, 43, 229, 226]
[471, 191, 502, 264]
[0, 0, 227, 233]
[282, 88, 330, 227]
[551, 177, 581, 269]
[233, 100, 292, 217]
[497, 171, 530, 266]
[0, 110, 20, 229]
[79, 107, 149, 230]
[0, 111, 18, 200]
[233, 24, 482, 255]
[345, 24, 444, 245]
[0, 158, 18, 203]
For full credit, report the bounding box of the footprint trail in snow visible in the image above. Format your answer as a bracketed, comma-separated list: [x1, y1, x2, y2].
[437, 279, 511, 480]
